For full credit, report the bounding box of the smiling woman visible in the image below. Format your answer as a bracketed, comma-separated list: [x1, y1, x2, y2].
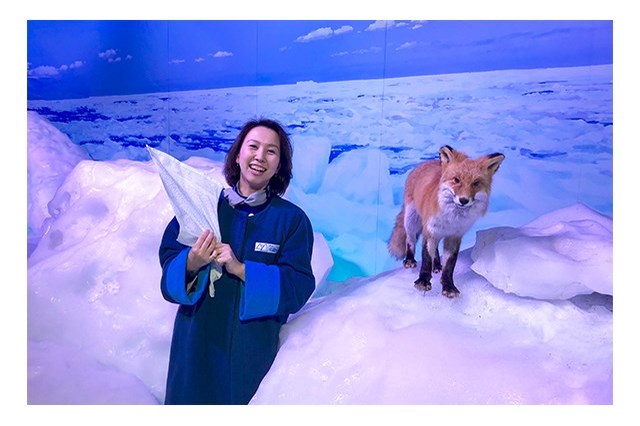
[224, 120, 293, 198]
[159, 117, 315, 404]
[235, 127, 282, 196]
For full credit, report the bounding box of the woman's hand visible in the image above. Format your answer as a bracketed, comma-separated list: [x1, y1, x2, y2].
[212, 242, 245, 281]
[187, 230, 217, 273]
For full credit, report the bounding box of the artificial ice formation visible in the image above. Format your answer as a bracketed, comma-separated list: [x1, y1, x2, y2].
[470, 204, 612, 300]
[27, 105, 613, 404]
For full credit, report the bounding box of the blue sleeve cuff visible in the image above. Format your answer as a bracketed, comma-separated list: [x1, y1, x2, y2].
[240, 261, 280, 320]
[165, 248, 210, 305]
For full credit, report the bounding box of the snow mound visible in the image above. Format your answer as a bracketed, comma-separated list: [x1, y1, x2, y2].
[310, 232, 333, 296]
[291, 134, 332, 193]
[251, 250, 612, 404]
[470, 203, 612, 300]
[27, 155, 334, 403]
[28, 340, 158, 404]
[27, 111, 89, 250]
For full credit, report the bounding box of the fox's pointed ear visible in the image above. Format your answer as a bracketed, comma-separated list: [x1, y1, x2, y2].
[439, 145, 455, 165]
[486, 153, 505, 174]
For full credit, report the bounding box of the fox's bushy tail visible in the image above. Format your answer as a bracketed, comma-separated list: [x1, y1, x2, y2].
[388, 205, 407, 259]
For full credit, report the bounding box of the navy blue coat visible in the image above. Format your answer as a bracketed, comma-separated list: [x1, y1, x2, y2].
[159, 193, 315, 404]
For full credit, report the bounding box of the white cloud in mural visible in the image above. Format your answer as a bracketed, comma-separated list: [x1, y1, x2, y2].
[397, 20, 426, 30]
[396, 41, 418, 50]
[331, 46, 382, 57]
[27, 65, 61, 79]
[27, 60, 85, 79]
[60, 61, 84, 71]
[296, 25, 354, 43]
[365, 20, 393, 31]
[212, 51, 233, 58]
[333, 25, 353, 36]
[98, 49, 132, 63]
[366, 20, 425, 32]
[98, 49, 117, 60]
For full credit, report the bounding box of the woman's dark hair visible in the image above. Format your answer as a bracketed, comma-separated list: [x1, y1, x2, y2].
[223, 118, 293, 196]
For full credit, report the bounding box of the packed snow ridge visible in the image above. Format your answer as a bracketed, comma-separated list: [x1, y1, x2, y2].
[27, 99, 612, 404]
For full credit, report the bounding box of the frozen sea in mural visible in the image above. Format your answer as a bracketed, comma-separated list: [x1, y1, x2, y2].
[27, 65, 612, 404]
[28, 64, 613, 280]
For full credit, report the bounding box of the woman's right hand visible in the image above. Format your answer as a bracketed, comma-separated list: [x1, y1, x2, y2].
[186, 230, 217, 273]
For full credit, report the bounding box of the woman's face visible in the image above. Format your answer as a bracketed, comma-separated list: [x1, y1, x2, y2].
[236, 126, 281, 196]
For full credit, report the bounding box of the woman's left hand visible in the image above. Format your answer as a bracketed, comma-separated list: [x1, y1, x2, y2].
[213, 242, 246, 281]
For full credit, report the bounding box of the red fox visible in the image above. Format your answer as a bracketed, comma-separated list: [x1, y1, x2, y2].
[388, 145, 504, 298]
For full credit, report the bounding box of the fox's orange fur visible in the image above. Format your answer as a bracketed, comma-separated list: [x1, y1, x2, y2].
[388, 145, 504, 297]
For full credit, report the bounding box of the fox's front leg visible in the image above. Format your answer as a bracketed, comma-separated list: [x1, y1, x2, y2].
[432, 247, 442, 273]
[440, 236, 461, 298]
[414, 236, 438, 292]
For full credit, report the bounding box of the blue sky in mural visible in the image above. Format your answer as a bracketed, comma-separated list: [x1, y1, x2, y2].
[27, 20, 612, 100]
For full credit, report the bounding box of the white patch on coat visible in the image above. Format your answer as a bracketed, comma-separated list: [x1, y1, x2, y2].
[255, 242, 280, 254]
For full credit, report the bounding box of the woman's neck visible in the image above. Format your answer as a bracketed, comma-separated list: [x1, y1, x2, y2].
[237, 182, 263, 197]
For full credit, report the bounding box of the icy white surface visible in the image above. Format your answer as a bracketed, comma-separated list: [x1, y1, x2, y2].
[28, 65, 613, 279]
[28, 340, 158, 404]
[252, 252, 612, 404]
[26, 66, 613, 406]
[27, 111, 89, 247]
[26, 149, 612, 404]
[291, 135, 332, 194]
[27, 112, 334, 403]
[470, 204, 613, 299]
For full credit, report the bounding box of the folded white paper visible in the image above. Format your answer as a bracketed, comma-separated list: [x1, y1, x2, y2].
[147, 146, 223, 293]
